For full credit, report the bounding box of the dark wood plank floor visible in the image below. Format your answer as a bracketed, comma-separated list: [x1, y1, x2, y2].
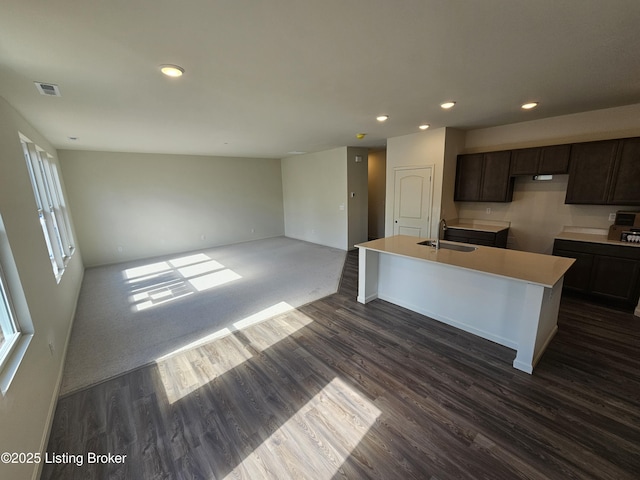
[42, 250, 640, 479]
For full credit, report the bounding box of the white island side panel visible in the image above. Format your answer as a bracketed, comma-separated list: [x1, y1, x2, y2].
[376, 253, 524, 349]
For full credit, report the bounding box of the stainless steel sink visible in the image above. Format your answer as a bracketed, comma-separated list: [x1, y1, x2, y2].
[417, 240, 477, 252]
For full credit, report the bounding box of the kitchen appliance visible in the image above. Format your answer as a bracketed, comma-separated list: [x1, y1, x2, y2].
[607, 211, 640, 241]
[620, 230, 640, 243]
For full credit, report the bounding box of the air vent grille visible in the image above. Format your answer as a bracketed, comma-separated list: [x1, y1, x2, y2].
[34, 82, 61, 97]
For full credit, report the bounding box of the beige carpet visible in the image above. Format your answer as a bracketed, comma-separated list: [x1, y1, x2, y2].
[60, 237, 346, 396]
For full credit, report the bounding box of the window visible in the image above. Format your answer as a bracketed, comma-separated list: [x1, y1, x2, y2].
[0, 213, 33, 394]
[0, 265, 20, 374]
[21, 136, 75, 282]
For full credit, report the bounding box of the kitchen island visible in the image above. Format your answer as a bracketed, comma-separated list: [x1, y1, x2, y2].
[356, 235, 575, 373]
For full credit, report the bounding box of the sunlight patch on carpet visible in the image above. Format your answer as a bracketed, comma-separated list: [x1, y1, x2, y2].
[125, 253, 242, 311]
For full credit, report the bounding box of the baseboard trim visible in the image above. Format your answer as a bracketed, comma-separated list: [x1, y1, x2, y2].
[33, 267, 84, 480]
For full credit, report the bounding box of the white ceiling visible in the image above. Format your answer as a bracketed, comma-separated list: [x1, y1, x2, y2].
[1, 0, 639, 158]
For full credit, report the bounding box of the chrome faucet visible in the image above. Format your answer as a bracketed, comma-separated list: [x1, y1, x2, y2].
[431, 219, 447, 249]
[440, 218, 447, 240]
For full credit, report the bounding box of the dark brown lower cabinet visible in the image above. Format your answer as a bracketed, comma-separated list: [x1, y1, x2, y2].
[444, 227, 508, 248]
[553, 239, 640, 310]
[590, 255, 640, 301]
[552, 250, 593, 293]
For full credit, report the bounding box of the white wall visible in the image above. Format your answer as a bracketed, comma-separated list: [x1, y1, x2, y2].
[385, 127, 466, 238]
[464, 103, 640, 153]
[368, 149, 386, 240]
[347, 147, 369, 249]
[0, 97, 84, 480]
[281, 148, 348, 250]
[58, 150, 285, 266]
[459, 103, 640, 253]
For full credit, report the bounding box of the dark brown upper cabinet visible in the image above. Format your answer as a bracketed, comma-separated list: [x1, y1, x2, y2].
[609, 137, 640, 205]
[454, 153, 483, 201]
[511, 144, 570, 176]
[455, 151, 513, 202]
[456, 136, 640, 205]
[565, 137, 640, 205]
[510, 147, 539, 176]
[539, 144, 571, 174]
[565, 140, 619, 204]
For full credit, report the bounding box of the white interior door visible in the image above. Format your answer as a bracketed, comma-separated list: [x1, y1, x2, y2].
[393, 166, 433, 237]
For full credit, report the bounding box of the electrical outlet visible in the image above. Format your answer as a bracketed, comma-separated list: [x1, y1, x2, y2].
[486, 208, 491, 214]
[608, 213, 616, 222]
[48, 341, 55, 356]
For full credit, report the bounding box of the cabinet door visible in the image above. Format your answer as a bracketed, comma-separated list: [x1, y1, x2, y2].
[565, 140, 618, 204]
[454, 154, 483, 201]
[481, 151, 513, 202]
[510, 148, 540, 176]
[511, 148, 542, 175]
[553, 249, 593, 293]
[589, 255, 640, 305]
[609, 137, 640, 205]
[539, 144, 570, 174]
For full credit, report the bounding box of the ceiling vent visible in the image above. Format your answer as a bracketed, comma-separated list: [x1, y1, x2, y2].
[34, 82, 61, 97]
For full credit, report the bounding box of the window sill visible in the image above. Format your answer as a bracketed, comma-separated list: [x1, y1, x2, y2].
[54, 249, 75, 284]
[0, 333, 33, 395]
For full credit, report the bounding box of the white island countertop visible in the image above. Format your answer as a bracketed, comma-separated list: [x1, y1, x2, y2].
[356, 235, 574, 288]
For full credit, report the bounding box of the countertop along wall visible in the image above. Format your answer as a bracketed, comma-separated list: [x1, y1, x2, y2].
[59, 150, 285, 266]
[458, 103, 640, 254]
[0, 97, 84, 480]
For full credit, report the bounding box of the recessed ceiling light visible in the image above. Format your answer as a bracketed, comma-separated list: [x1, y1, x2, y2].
[419, 124, 430, 130]
[160, 65, 184, 77]
[521, 102, 539, 110]
[440, 101, 456, 109]
[376, 115, 389, 122]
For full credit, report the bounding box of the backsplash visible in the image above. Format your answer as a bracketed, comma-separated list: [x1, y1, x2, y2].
[456, 175, 634, 254]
